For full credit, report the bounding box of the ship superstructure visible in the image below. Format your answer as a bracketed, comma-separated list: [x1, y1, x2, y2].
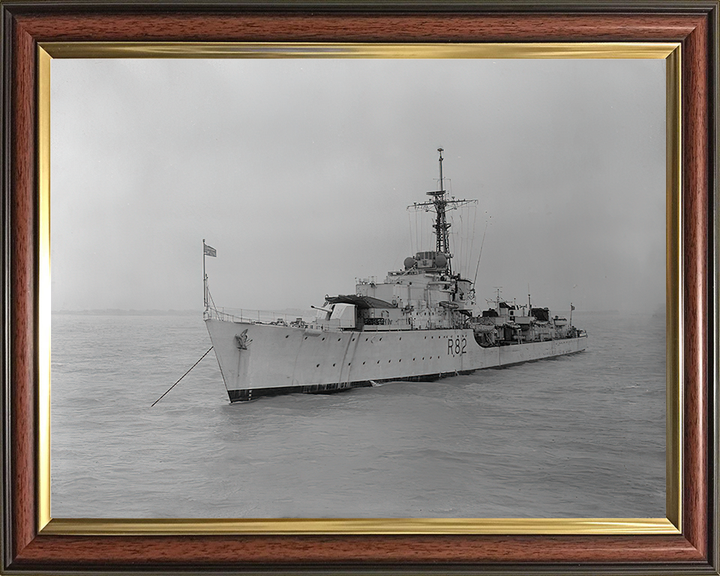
[205, 150, 587, 402]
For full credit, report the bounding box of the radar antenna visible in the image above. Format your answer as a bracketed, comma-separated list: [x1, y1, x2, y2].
[408, 148, 477, 275]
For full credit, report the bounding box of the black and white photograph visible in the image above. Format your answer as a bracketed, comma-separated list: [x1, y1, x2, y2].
[50, 55, 666, 519]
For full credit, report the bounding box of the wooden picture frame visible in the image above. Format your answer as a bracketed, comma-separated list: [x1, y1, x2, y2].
[1, 1, 717, 573]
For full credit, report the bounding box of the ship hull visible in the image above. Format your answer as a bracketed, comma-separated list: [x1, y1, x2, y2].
[205, 319, 588, 402]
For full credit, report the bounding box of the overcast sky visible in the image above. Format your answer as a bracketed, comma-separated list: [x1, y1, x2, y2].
[51, 57, 665, 314]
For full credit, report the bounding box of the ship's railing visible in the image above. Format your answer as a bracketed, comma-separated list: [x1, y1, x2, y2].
[204, 306, 314, 326]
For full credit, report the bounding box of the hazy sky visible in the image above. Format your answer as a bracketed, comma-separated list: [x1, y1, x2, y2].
[51, 57, 665, 313]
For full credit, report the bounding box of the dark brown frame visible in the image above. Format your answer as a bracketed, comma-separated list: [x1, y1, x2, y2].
[1, 1, 717, 573]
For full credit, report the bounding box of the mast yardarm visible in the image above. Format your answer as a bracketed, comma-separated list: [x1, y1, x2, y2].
[409, 148, 476, 275]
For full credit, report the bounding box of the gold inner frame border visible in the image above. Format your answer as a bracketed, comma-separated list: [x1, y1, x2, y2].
[36, 41, 682, 537]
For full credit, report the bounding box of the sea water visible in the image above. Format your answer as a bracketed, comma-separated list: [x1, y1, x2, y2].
[50, 311, 665, 518]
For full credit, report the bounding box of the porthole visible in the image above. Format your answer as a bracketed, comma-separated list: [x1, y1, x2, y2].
[285, 335, 289, 338]
[316, 364, 320, 368]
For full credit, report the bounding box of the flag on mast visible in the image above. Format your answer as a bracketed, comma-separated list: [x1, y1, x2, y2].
[204, 243, 217, 257]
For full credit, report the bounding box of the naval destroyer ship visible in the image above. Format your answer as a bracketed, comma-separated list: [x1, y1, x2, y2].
[205, 149, 588, 402]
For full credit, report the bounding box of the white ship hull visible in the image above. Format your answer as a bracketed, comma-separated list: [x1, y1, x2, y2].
[206, 319, 588, 402]
[203, 150, 589, 402]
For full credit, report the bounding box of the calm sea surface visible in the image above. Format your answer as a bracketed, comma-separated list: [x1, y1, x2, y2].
[51, 311, 665, 518]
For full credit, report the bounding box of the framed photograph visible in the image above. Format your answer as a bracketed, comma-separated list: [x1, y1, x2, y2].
[1, 1, 717, 574]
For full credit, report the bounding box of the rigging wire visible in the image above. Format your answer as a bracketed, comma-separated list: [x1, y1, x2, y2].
[415, 207, 420, 253]
[463, 208, 469, 276]
[151, 346, 214, 407]
[456, 214, 465, 274]
[473, 219, 490, 287]
[407, 210, 414, 255]
[468, 204, 478, 276]
[466, 210, 472, 276]
[457, 211, 464, 274]
[208, 289, 219, 312]
[467, 207, 473, 275]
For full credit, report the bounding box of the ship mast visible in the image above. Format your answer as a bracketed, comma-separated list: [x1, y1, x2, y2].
[409, 148, 476, 276]
[431, 148, 450, 255]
